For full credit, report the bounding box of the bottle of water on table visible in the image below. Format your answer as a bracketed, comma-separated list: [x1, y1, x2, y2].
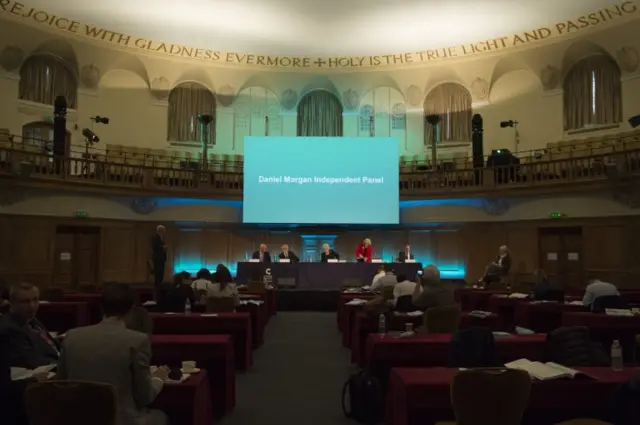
[185, 298, 191, 315]
[611, 339, 623, 371]
[378, 313, 386, 336]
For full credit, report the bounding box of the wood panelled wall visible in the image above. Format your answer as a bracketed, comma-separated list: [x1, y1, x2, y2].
[0, 215, 638, 289]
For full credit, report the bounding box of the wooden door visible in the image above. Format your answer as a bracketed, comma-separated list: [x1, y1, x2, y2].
[76, 233, 99, 286]
[538, 227, 583, 290]
[53, 226, 100, 288]
[53, 233, 75, 288]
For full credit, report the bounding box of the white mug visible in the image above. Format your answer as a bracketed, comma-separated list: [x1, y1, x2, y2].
[181, 360, 196, 372]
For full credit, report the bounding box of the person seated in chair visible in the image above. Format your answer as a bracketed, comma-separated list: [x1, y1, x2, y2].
[212, 265, 240, 306]
[396, 245, 415, 263]
[478, 245, 512, 287]
[191, 268, 216, 298]
[159, 272, 196, 313]
[320, 244, 340, 262]
[0, 282, 61, 369]
[412, 265, 455, 310]
[278, 244, 299, 263]
[531, 269, 564, 301]
[371, 264, 397, 293]
[393, 274, 420, 312]
[582, 278, 620, 309]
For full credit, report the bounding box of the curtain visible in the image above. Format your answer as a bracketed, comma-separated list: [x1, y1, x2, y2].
[563, 55, 622, 131]
[19, 55, 78, 109]
[423, 83, 472, 145]
[167, 83, 216, 142]
[297, 90, 343, 137]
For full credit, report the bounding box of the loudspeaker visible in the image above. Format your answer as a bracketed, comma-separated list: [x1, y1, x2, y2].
[471, 114, 484, 168]
[53, 96, 67, 157]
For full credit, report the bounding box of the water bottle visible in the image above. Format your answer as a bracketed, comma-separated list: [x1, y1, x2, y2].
[378, 313, 386, 336]
[611, 340, 623, 371]
[185, 298, 191, 315]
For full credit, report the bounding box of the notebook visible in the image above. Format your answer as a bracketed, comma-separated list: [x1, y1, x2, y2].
[605, 309, 633, 316]
[505, 359, 583, 380]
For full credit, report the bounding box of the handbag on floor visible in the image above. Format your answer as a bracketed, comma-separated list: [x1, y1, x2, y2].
[342, 371, 382, 424]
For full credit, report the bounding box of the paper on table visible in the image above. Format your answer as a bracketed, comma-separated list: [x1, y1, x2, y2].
[143, 301, 157, 306]
[200, 313, 219, 317]
[345, 299, 367, 306]
[405, 311, 424, 317]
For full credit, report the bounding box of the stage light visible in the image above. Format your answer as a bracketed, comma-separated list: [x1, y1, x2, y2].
[500, 120, 518, 128]
[198, 114, 214, 125]
[82, 128, 100, 144]
[629, 115, 640, 128]
[91, 116, 110, 124]
[499, 120, 520, 153]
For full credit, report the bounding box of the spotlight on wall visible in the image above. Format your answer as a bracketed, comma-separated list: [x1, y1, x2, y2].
[197, 114, 214, 125]
[629, 115, 640, 129]
[82, 128, 100, 144]
[91, 116, 110, 124]
[500, 120, 518, 128]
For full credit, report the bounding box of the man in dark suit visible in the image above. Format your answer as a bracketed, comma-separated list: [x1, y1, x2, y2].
[0, 282, 61, 369]
[151, 225, 167, 286]
[397, 244, 415, 262]
[278, 244, 299, 263]
[252, 244, 271, 263]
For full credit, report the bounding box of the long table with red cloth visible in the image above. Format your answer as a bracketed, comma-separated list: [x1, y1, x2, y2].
[514, 302, 587, 332]
[236, 301, 266, 346]
[386, 366, 639, 425]
[151, 370, 213, 425]
[151, 334, 235, 416]
[150, 313, 252, 370]
[454, 289, 508, 311]
[239, 288, 276, 318]
[563, 311, 640, 359]
[337, 292, 375, 330]
[342, 303, 372, 347]
[351, 311, 504, 365]
[37, 302, 90, 332]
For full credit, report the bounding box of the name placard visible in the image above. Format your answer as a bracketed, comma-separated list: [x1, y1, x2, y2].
[279, 258, 290, 263]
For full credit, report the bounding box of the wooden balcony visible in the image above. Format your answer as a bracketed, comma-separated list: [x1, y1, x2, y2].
[1, 140, 640, 200]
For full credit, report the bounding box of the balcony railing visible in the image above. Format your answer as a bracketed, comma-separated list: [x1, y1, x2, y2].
[1, 143, 640, 198]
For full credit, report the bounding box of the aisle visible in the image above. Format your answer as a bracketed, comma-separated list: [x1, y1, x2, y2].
[220, 312, 355, 425]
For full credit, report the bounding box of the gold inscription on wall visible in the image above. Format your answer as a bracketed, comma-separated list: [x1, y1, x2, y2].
[0, 0, 638, 69]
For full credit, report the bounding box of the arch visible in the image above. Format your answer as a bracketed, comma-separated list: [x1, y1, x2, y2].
[358, 87, 407, 143]
[423, 66, 466, 96]
[173, 68, 216, 94]
[297, 90, 343, 137]
[104, 53, 150, 88]
[490, 57, 539, 90]
[19, 55, 79, 109]
[167, 82, 217, 143]
[358, 75, 404, 97]
[423, 83, 472, 143]
[561, 40, 611, 78]
[32, 39, 78, 75]
[299, 76, 340, 103]
[562, 53, 622, 131]
[233, 86, 282, 151]
[237, 75, 279, 101]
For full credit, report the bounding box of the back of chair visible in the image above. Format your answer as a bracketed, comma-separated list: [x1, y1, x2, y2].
[451, 369, 531, 425]
[247, 281, 266, 293]
[395, 295, 416, 313]
[448, 327, 499, 368]
[592, 295, 627, 312]
[382, 285, 394, 301]
[425, 305, 462, 333]
[206, 296, 236, 312]
[195, 289, 208, 301]
[25, 381, 117, 425]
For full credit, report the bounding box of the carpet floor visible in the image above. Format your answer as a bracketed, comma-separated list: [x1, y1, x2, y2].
[219, 312, 357, 425]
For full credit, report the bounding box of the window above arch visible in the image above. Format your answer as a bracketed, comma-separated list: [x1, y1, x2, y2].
[19, 55, 78, 109]
[562, 54, 622, 131]
[167, 82, 216, 145]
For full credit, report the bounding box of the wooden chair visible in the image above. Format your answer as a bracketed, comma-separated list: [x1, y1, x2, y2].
[424, 305, 461, 333]
[206, 296, 236, 313]
[25, 381, 117, 425]
[450, 368, 531, 425]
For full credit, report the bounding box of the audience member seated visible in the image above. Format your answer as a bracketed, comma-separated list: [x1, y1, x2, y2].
[278, 244, 299, 263]
[412, 265, 455, 310]
[251, 244, 271, 263]
[159, 272, 196, 313]
[582, 278, 620, 309]
[448, 327, 499, 368]
[58, 284, 170, 425]
[212, 264, 240, 306]
[0, 282, 61, 369]
[591, 294, 627, 313]
[531, 269, 564, 301]
[0, 278, 9, 315]
[392, 274, 420, 311]
[124, 306, 154, 336]
[545, 326, 609, 367]
[478, 245, 512, 287]
[371, 264, 396, 292]
[320, 243, 340, 262]
[191, 268, 215, 297]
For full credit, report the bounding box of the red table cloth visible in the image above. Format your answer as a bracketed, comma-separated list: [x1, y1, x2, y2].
[351, 311, 504, 365]
[514, 302, 586, 333]
[454, 289, 508, 311]
[150, 313, 252, 370]
[386, 366, 639, 425]
[62, 293, 104, 324]
[151, 335, 235, 416]
[487, 296, 529, 328]
[342, 303, 368, 347]
[236, 302, 266, 346]
[151, 370, 214, 425]
[239, 289, 275, 319]
[37, 302, 90, 332]
[562, 312, 640, 331]
[337, 293, 375, 330]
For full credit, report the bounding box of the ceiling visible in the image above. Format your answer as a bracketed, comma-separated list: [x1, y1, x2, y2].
[21, 0, 633, 56]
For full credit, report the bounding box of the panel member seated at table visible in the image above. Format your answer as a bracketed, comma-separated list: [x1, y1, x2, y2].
[371, 264, 397, 292]
[478, 245, 512, 286]
[320, 243, 340, 262]
[278, 244, 299, 263]
[582, 278, 620, 308]
[397, 245, 415, 263]
[412, 265, 455, 310]
[0, 282, 61, 369]
[160, 272, 196, 313]
[355, 238, 373, 263]
[252, 244, 272, 263]
[58, 283, 170, 425]
[212, 264, 241, 306]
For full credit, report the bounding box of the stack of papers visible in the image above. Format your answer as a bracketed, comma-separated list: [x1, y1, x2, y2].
[343, 288, 363, 294]
[240, 300, 264, 306]
[506, 359, 582, 380]
[567, 300, 583, 306]
[605, 309, 633, 316]
[11, 364, 56, 381]
[492, 331, 512, 338]
[143, 300, 157, 307]
[345, 299, 368, 306]
[468, 310, 492, 318]
[509, 293, 529, 299]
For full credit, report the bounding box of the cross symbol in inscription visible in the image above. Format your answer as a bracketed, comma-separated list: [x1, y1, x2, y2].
[314, 58, 326, 67]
